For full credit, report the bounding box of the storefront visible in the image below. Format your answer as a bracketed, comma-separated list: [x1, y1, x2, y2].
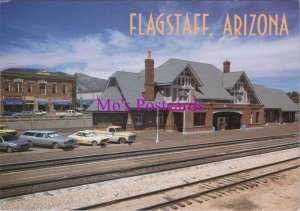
[53, 100, 72, 111]
[2, 99, 25, 112]
[37, 100, 48, 111]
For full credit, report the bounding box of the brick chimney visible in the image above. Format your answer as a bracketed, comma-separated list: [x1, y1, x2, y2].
[142, 51, 155, 101]
[223, 60, 230, 73]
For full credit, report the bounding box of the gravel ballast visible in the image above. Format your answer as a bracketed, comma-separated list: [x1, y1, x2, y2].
[0, 148, 299, 210]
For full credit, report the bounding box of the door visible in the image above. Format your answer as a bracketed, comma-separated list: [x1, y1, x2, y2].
[217, 117, 226, 130]
[174, 112, 183, 132]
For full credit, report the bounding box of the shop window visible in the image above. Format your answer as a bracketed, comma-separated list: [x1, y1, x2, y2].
[101, 116, 109, 123]
[28, 82, 33, 93]
[5, 80, 10, 92]
[52, 83, 57, 94]
[39, 83, 47, 95]
[135, 113, 143, 127]
[15, 81, 23, 93]
[116, 116, 124, 124]
[62, 84, 67, 94]
[194, 113, 206, 126]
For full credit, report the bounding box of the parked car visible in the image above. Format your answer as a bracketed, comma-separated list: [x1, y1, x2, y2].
[0, 125, 17, 136]
[68, 131, 108, 146]
[56, 110, 82, 118]
[92, 126, 136, 144]
[1, 111, 17, 116]
[0, 134, 30, 153]
[20, 130, 78, 149]
[34, 110, 47, 116]
[12, 111, 40, 117]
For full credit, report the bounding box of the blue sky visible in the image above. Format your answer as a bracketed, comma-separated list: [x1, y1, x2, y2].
[0, 0, 299, 92]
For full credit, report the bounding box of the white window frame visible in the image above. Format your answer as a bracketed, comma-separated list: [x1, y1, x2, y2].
[5, 80, 10, 92]
[62, 84, 67, 94]
[39, 83, 47, 95]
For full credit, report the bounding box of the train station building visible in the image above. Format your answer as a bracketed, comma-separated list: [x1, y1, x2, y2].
[87, 52, 298, 132]
[0, 68, 76, 114]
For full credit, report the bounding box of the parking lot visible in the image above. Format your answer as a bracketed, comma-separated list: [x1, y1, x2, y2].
[0, 123, 298, 156]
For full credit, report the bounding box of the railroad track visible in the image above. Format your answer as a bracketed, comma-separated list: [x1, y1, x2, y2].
[0, 136, 298, 199]
[75, 158, 300, 210]
[1, 133, 298, 172]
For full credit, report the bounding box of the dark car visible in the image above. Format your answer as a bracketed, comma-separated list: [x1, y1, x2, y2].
[20, 130, 78, 149]
[0, 134, 30, 153]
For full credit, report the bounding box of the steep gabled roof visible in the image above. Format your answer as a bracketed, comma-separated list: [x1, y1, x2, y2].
[153, 58, 234, 101]
[253, 85, 298, 111]
[86, 86, 127, 112]
[222, 71, 244, 89]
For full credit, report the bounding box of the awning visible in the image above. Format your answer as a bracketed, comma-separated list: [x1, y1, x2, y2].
[37, 100, 48, 105]
[3, 100, 25, 105]
[53, 100, 72, 106]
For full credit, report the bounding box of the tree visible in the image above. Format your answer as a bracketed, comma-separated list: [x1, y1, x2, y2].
[287, 91, 299, 103]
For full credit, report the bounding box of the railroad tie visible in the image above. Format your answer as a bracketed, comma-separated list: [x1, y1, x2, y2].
[169, 204, 178, 210]
[192, 198, 203, 204]
[206, 194, 217, 199]
[185, 200, 193, 205]
[175, 202, 185, 207]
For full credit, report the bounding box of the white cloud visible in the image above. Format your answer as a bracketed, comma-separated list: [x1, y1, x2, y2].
[0, 31, 299, 80]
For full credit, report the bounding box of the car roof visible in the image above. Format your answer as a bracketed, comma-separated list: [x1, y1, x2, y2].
[24, 130, 57, 133]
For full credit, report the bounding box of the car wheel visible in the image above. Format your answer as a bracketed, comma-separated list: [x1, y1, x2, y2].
[28, 141, 34, 147]
[7, 147, 13, 153]
[118, 138, 126, 144]
[91, 141, 98, 146]
[52, 143, 60, 149]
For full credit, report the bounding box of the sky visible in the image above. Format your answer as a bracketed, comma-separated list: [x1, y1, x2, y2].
[0, 0, 299, 92]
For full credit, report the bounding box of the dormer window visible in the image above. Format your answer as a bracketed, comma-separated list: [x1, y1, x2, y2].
[178, 91, 189, 102]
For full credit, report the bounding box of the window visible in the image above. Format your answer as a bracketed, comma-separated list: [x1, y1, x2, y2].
[52, 83, 57, 94]
[5, 80, 10, 92]
[35, 133, 43, 137]
[15, 81, 23, 92]
[101, 116, 109, 123]
[194, 113, 206, 126]
[39, 83, 47, 95]
[159, 112, 164, 125]
[256, 112, 259, 123]
[62, 84, 67, 94]
[23, 132, 36, 136]
[28, 82, 33, 93]
[116, 116, 124, 124]
[134, 113, 142, 127]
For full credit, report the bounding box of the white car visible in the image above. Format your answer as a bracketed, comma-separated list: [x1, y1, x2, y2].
[68, 131, 108, 146]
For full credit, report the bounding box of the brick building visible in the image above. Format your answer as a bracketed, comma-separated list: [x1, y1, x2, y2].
[87, 52, 297, 132]
[0, 68, 76, 114]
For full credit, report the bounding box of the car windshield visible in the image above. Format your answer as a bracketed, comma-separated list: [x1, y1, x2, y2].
[47, 133, 60, 138]
[1, 135, 19, 142]
[115, 128, 124, 132]
[86, 132, 97, 137]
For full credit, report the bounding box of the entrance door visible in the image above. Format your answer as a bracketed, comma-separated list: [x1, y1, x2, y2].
[213, 112, 242, 130]
[173, 112, 183, 132]
[217, 117, 226, 130]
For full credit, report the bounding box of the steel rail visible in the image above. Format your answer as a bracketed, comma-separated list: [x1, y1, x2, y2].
[0, 140, 298, 199]
[74, 158, 299, 210]
[1, 133, 298, 172]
